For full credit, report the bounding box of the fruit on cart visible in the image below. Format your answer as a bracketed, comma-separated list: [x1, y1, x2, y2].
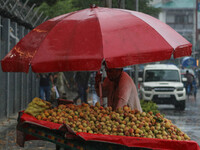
[24, 97, 51, 117]
[35, 102, 190, 141]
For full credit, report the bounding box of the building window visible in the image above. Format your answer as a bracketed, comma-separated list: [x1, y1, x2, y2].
[166, 15, 175, 23]
[188, 15, 193, 23]
[175, 15, 187, 24]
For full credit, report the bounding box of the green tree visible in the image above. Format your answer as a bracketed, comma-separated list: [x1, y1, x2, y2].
[72, 0, 160, 17]
[71, 0, 105, 10]
[112, 0, 160, 17]
[37, 0, 77, 18]
[20, 0, 58, 7]
[36, 0, 160, 19]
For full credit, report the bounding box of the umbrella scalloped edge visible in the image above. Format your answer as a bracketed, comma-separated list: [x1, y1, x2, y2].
[173, 44, 192, 59]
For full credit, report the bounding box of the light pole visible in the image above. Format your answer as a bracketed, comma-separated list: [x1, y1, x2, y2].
[134, 0, 139, 90]
[196, 0, 199, 62]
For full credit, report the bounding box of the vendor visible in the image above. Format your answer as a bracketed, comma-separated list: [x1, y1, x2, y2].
[95, 63, 142, 112]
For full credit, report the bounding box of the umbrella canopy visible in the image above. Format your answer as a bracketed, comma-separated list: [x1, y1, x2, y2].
[182, 57, 196, 68]
[1, 6, 192, 73]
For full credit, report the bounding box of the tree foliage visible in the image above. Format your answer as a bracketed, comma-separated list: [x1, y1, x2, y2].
[112, 0, 160, 17]
[20, 0, 58, 7]
[71, 0, 105, 10]
[34, 0, 160, 19]
[37, 0, 77, 18]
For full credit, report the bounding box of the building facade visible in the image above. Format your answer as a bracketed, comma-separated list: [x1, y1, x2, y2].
[152, 0, 197, 65]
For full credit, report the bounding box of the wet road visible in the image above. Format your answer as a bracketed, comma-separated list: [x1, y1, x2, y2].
[0, 91, 200, 149]
[0, 123, 55, 150]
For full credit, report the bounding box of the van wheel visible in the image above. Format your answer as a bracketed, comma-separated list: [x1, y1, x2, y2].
[179, 100, 185, 110]
[175, 104, 179, 109]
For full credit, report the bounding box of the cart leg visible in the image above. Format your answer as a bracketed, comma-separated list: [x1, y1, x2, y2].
[56, 145, 60, 150]
[56, 144, 64, 150]
[56, 144, 68, 150]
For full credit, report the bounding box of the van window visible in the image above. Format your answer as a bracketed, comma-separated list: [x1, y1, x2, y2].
[145, 70, 180, 82]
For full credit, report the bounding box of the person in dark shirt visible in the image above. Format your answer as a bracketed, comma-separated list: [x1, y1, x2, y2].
[38, 73, 54, 101]
[73, 72, 90, 104]
[184, 70, 194, 94]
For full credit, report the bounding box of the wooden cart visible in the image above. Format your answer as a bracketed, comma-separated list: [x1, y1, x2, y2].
[16, 111, 200, 150]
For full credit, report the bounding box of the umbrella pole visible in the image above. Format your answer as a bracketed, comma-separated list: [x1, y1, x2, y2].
[98, 71, 103, 106]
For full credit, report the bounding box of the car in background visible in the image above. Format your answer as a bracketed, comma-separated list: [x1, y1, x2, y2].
[139, 64, 186, 110]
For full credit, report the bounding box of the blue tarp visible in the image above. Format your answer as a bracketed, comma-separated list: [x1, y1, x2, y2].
[182, 57, 197, 68]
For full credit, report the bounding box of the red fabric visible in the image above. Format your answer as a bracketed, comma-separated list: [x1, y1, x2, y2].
[1, 7, 191, 73]
[20, 113, 63, 130]
[77, 132, 200, 150]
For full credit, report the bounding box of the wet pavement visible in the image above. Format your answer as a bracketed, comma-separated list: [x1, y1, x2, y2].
[0, 91, 200, 150]
[0, 121, 55, 150]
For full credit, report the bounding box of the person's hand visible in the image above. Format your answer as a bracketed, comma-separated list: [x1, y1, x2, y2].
[95, 73, 102, 84]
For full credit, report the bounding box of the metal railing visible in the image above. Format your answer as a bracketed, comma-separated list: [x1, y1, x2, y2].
[0, 0, 48, 28]
[0, 0, 48, 120]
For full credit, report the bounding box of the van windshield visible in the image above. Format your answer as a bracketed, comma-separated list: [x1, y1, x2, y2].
[145, 70, 180, 82]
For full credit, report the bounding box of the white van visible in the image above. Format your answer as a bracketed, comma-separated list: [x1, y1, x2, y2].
[139, 64, 186, 110]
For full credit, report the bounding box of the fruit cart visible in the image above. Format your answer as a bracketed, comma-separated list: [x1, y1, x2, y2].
[17, 112, 151, 150]
[16, 101, 200, 150]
